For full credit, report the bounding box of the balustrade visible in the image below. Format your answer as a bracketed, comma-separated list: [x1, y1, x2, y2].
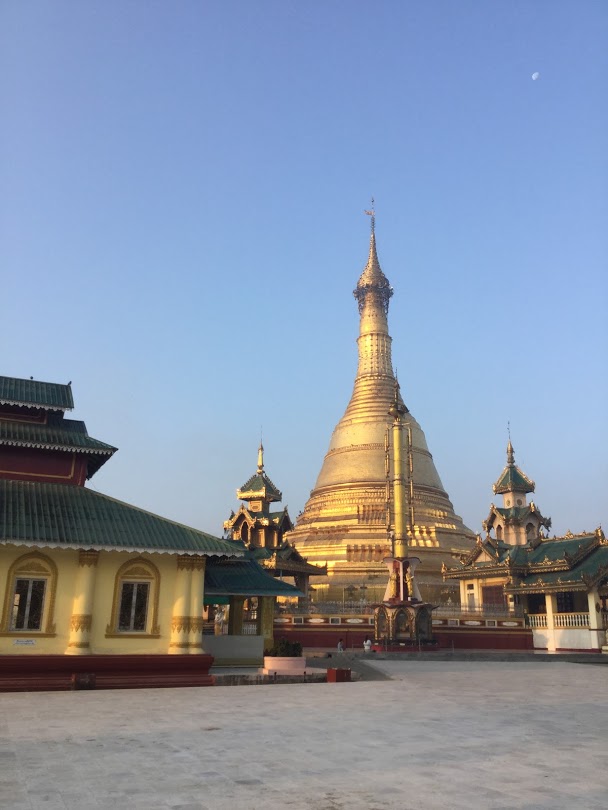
[526, 614, 548, 628]
[553, 612, 590, 628]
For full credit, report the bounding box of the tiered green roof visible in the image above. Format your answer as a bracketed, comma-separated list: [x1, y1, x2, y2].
[493, 441, 535, 495]
[237, 471, 282, 503]
[446, 530, 608, 592]
[0, 375, 74, 411]
[204, 558, 303, 600]
[0, 418, 116, 478]
[249, 543, 327, 576]
[0, 479, 240, 557]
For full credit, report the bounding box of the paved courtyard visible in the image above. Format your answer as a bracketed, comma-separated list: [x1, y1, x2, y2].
[1, 660, 606, 810]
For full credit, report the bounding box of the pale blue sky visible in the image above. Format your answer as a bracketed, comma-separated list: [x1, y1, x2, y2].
[1, 1, 606, 538]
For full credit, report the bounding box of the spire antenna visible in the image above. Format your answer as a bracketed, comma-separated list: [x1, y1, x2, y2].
[364, 196, 375, 235]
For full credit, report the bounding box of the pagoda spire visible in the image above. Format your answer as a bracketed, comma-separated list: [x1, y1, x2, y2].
[506, 439, 515, 466]
[354, 201, 393, 316]
[257, 441, 264, 474]
[351, 206, 396, 383]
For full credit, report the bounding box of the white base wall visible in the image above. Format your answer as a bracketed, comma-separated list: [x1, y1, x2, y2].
[532, 627, 603, 651]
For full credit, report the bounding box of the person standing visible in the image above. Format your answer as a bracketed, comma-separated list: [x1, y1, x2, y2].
[337, 638, 344, 652]
[363, 636, 372, 653]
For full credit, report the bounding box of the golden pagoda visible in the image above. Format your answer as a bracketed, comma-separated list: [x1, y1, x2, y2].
[287, 209, 476, 602]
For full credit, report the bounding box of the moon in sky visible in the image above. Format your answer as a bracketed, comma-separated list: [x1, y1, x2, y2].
[532, 72, 540, 80]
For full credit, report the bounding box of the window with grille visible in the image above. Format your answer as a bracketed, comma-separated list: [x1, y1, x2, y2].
[118, 582, 150, 632]
[11, 578, 46, 631]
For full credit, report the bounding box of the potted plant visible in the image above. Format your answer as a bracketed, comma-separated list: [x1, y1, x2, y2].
[262, 638, 306, 675]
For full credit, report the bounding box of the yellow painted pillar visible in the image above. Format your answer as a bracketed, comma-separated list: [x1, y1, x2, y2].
[169, 556, 193, 654]
[228, 596, 245, 635]
[587, 588, 603, 650]
[188, 556, 206, 654]
[257, 596, 275, 649]
[66, 550, 99, 655]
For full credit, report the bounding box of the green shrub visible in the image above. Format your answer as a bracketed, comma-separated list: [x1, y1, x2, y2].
[264, 638, 303, 657]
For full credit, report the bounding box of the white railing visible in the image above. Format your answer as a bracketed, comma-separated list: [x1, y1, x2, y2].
[242, 621, 258, 635]
[553, 612, 590, 628]
[526, 615, 548, 628]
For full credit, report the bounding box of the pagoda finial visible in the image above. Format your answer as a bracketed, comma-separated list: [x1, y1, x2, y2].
[354, 200, 393, 315]
[257, 439, 264, 474]
[364, 196, 375, 236]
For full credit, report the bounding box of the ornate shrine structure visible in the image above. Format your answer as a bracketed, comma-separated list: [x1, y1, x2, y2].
[223, 444, 325, 598]
[287, 211, 475, 601]
[444, 442, 608, 652]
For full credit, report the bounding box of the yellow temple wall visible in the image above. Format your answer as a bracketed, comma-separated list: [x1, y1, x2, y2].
[0, 545, 188, 656]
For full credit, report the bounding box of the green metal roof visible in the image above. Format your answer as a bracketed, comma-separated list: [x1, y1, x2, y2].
[237, 471, 282, 503]
[493, 465, 534, 495]
[507, 543, 608, 592]
[0, 419, 116, 478]
[495, 506, 533, 521]
[204, 558, 303, 598]
[0, 480, 241, 556]
[248, 544, 326, 576]
[0, 376, 74, 411]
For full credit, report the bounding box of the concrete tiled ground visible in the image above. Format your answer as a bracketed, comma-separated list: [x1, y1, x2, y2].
[1, 661, 606, 810]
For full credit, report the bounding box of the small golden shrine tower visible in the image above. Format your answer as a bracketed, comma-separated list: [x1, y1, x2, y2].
[483, 441, 551, 546]
[224, 443, 290, 550]
[223, 444, 325, 597]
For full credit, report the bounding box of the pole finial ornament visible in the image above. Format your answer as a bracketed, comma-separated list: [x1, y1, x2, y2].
[364, 196, 375, 235]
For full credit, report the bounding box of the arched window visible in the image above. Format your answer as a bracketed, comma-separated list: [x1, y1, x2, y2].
[106, 558, 161, 637]
[526, 523, 535, 540]
[241, 524, 249, 545]
[1, 553, 58, 635]
[496, 525, 503, 541]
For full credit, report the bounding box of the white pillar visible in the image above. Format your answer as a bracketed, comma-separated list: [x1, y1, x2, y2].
[66, 550, 99, 655]
[545, 593, 556, 652]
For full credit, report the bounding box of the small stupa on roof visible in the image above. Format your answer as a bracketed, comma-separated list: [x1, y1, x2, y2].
[483, 441, 551, 545]
[224, 444, 326, 597]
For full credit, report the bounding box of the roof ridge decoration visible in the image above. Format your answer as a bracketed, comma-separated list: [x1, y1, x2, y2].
[354, 200, 393, 315]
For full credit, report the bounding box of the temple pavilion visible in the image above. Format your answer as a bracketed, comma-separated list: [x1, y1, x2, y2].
[0, 374, 299, 689]
[444, 442, 608, 652]
[223, 444, 325, 600]
[287, 213, 475, 602]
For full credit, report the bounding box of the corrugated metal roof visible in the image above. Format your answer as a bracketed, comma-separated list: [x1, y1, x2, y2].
[0, 376, 74, 411]
[205, 558, 303, 597]
[0, 419, 116, 455]
[0, 480, 241, 556]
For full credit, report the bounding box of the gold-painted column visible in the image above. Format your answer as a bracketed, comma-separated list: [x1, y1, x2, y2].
[66, 550, 99, 655]
[169, 556, 193, 654]
[389, 392, 409, 562]
[257, 596, 275, 649]
[188, 556, 206, 654]
[228, 596, 245, 635]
